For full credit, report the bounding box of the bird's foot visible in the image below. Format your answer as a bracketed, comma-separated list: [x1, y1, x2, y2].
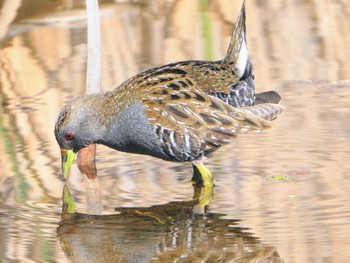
[191, 163, 213, 187]
[191, 163, 214, 212]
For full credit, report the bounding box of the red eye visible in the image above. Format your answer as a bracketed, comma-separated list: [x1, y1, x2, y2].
[65, 132, 74, 140]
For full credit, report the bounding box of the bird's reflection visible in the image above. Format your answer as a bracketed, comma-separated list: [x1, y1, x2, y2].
[58, 184, 283, 263]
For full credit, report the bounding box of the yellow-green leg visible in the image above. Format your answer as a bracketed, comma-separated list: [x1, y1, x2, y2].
[191, 163, 214, 211]
[191, 163, 214, 187]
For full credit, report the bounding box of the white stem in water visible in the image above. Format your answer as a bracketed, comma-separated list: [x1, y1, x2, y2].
[86, 0, 101, 94]
[0, 0, 22, 40]
[84, 0, 102, 215]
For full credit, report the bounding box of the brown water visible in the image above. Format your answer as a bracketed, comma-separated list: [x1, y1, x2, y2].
[1, 0, 350, 262]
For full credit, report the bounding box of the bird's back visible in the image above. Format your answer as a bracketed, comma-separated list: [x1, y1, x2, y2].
[115, 1, 257, 108]
[98, 1, 284, 162]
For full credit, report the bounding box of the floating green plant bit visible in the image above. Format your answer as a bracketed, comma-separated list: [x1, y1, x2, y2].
[270, 175, 292, 182]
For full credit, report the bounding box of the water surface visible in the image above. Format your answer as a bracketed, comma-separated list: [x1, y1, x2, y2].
[0, 0, 350, 262]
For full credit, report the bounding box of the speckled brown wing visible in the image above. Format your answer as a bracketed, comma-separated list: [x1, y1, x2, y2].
[135, 71, 276, 162]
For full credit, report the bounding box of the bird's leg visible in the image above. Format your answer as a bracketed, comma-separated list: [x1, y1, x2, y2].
[192, 167, 214, 214]
[191, 160, 213, 187]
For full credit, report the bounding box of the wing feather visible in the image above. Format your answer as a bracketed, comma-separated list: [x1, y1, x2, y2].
[137, 76, 279, 161]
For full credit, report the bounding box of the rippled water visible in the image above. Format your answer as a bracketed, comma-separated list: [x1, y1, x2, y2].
[1, 1, 350, 262]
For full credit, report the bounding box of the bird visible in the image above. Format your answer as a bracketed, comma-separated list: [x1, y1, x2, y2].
[55, 1, 284, 187]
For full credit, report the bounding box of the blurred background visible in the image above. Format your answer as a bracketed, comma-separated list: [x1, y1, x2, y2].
[0, 0, 350, 262]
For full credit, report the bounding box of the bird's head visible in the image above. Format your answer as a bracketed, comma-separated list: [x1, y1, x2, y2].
[54, 96, 104, 178]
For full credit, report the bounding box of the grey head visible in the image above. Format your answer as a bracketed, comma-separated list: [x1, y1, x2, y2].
[54, 94, 107, 153]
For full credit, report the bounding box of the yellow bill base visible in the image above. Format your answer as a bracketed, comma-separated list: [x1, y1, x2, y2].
[61, 149, 75, 179]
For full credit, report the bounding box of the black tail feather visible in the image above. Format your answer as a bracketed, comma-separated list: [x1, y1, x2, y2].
[254, 91, 282, 105]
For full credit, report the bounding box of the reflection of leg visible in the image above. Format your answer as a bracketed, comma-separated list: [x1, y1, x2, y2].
[192, 184, 214, 214]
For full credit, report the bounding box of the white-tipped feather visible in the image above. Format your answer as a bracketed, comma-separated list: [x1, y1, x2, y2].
[237, 38, 249, 78]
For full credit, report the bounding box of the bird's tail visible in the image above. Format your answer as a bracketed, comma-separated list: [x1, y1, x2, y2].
[240, 103, 285, 122]
[223, 1, 252, 80]
[254, 90, 282, 105]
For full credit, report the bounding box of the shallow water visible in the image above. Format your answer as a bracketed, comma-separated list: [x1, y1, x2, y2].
[1, 0, 350, 262]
